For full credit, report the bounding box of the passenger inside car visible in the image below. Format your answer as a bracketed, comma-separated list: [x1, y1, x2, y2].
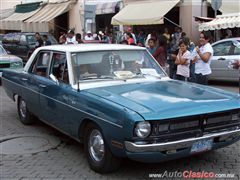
[100, 53, 124, 75]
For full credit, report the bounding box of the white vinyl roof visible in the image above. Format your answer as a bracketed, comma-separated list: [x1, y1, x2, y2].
[36, 44, 145, 52]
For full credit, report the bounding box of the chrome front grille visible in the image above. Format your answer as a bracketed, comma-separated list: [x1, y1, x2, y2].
[170, 120, 199, 131]
[149, 109, 240, 143]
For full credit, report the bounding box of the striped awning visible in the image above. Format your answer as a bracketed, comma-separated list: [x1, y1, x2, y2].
[111, 0, 179, 25]
[95, 2, 119, 15]
[0, 8, 41, 30]
[199, 13, 240, 31]
[22, 1, 72, 32]
[0, 8, 14, 20]
[194, 16, 214, 22]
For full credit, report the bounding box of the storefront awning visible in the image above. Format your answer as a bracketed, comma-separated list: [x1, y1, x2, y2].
[194, 16, 214, 23]
[96, 2, 119, 15]
[22, 1, 72, 32]
[0, 8, 14, 20]
[0, 8, 41, 30]
[198, 13, 240, 31]
[111, 0, 179, 25]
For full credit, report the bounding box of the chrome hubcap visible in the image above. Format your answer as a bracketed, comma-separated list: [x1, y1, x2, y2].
[88, 129, 105, 162]
[19, 99, 27, 118]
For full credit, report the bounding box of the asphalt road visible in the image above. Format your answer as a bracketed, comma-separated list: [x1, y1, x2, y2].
[0, 83, 239, 180]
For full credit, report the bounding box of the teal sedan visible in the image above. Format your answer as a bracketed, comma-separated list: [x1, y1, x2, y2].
[2, 44, 240, 173]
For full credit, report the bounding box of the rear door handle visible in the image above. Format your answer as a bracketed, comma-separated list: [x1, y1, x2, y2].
[39, 84, 47, 88]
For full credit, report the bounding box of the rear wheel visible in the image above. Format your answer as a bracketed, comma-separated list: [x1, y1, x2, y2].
[84, 123, 122, 173]
[17, 97, 35, 125]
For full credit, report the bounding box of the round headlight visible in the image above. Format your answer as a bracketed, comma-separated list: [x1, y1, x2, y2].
[135, 121, 151, 138]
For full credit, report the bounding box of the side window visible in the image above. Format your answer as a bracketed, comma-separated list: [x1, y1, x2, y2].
[26, 35, 36, 45]
[233, 40, 240, 55]
[2, 33, 14, 44]
[50, 53, 68, 83]
[13, 34, 20, 44]
[20, 35, 27, 44]
[31, 51, 51, 77]
[234, 46, 240, 55]
[213, 41, 232, 56]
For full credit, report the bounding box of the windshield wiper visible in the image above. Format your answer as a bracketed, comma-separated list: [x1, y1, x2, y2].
[79, 75, 115, 81]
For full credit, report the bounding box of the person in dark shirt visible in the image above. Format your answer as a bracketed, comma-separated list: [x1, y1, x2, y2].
[76, 33, 84, 44]
[43, 35, 51, 46]
[35, 32, 43, 49]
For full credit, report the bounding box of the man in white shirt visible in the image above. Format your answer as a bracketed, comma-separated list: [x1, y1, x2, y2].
[193, 31, 213, 85]
[66, 30, 77, 44]
[84, 31, 94, 41]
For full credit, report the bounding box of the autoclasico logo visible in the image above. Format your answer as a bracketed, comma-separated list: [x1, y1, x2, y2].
[149, 170, 235, 179]
[183, 171, 215, 178]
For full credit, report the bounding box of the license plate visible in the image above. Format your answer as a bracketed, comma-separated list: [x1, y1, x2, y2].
[191, 139, 213, 153]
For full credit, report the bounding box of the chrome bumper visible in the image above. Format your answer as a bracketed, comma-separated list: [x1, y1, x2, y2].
[125, 129, 240, 153]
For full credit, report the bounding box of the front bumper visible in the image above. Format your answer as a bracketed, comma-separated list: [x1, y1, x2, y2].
[125, 129, 240, 153]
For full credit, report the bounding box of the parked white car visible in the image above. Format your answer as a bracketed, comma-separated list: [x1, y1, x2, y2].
[209, 38, 240, 82]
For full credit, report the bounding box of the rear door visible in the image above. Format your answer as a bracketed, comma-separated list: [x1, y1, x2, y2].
[23, 51, 52, 119]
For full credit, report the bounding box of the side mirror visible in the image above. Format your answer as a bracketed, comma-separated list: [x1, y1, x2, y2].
[50, 74, 59, 85]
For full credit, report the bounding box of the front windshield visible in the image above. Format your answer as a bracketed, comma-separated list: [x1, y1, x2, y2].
[0, 45, 7, 55]
[71, 50, 166, 84]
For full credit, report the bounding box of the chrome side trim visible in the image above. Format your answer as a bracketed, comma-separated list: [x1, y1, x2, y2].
[2, 78, 123, 128]
[125, 129, 240, 153]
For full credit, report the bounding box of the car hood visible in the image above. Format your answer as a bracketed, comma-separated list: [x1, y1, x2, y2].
[86, 80, 240, 120]
[0, 54, 22, 62]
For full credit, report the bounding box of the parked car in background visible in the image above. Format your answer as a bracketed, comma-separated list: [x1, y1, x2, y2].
[0, 45, 23, 84]
[2, 32, 58, 63]
[2, 44, 240, 173]
[0, 34, 3, 45]
[209, 38, 240, 82]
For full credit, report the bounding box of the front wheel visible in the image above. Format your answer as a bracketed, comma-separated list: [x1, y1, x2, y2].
[17, 97, 35, 125]
[84, 123, 122, 173]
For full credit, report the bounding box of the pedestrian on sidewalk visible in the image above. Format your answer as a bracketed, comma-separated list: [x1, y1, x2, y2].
[153, 35, 167, 70]
[193, 31, 213, 85]
[175, 40, 191, 81]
